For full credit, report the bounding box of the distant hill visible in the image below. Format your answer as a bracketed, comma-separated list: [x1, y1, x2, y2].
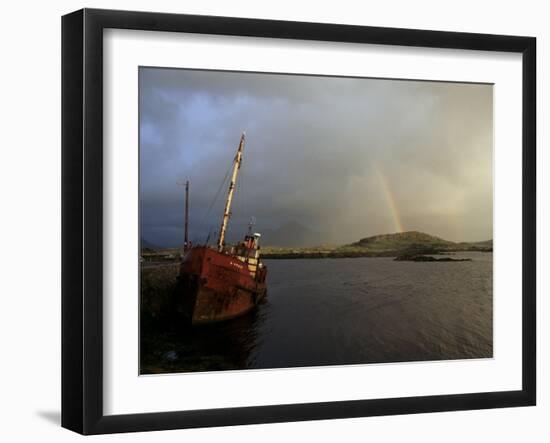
[349, 231, 454, 252]
[140, 237, 161, 250]
[261, 221, 322, 247]
[142, 230, 493, 261]
[261, 231, 492, 259]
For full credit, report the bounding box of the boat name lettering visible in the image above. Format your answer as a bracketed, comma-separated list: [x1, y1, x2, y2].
[230, 261, 244, 269]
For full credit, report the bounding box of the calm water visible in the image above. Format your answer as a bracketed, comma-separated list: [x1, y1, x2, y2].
[141, 252, 492, 373]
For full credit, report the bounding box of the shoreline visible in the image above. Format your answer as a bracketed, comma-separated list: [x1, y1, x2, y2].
[262, 248, 491, 260]
[141, 248, 492, 264]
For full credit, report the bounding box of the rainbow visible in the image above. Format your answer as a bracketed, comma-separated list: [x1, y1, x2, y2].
[376, 168, 404, 233]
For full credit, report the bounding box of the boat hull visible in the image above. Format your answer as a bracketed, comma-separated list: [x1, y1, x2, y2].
[177, 246, 267, 325]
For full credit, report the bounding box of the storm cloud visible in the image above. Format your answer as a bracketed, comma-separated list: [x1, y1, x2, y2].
[139, 67, 493, 248]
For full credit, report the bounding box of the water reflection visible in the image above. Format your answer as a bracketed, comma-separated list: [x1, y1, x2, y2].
[141, 252, 492, 374]
[141, 299, 270, 373]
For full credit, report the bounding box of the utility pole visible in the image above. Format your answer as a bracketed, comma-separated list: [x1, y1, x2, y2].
[218, 132, 245, 251]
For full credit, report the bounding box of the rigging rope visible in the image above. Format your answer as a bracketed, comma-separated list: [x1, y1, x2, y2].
[199, 158, 233, 240]
[200, 157, 233, 245]
[199, 141, 250, 245]
[233, 152, 249, 237]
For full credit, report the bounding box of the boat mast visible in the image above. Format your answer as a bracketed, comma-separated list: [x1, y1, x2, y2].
[177, 179, 190, 252]
[218, 132, 245, 251]
[184, 180, 189, 251]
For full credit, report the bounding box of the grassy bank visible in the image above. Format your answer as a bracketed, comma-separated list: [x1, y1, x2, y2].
[140, 263, 180, 328]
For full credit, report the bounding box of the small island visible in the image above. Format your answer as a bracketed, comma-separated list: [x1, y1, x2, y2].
[394, 253, 472, 262]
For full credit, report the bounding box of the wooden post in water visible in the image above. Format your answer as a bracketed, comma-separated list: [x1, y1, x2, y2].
[218, 132, 245, 251]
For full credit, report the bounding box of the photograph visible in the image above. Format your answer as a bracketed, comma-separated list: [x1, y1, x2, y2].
[138, 67, 494, 375]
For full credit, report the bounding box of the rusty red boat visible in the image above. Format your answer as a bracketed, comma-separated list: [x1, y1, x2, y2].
[176, 133, 267, 325]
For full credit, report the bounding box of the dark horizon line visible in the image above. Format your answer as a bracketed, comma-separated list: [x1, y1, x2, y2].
[140, 229, 494, 250]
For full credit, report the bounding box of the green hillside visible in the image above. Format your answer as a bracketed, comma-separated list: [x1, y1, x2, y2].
[346, 231, 453, 252]
[261, 231, 492, 259]
[142, 231, 492, 261]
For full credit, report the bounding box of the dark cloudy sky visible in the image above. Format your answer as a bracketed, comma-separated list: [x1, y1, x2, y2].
[139, 67, 493, 248]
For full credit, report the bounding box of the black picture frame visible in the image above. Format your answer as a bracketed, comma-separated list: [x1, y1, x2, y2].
[62, 8, 536, 435]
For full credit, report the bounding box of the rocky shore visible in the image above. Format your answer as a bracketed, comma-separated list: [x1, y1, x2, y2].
[394, 254, 472, 262]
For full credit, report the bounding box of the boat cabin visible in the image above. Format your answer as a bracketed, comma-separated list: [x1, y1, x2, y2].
[233, 233, 262, 278]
